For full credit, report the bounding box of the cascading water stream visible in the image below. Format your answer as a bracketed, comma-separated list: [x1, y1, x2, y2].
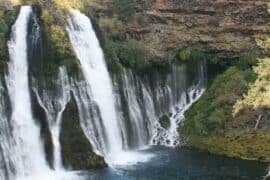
[6, 6, 50, 178]
[67, 10, 155, 166]
[0, 79, 17, 180]
[116, 62, 206, 147]
[67, 10, 122, 157]
[3, 6, 81, 180]
[33, 67, 71, 170]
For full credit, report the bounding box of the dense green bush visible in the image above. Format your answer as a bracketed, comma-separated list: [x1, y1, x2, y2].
[113, 0, 135, 21]
[182, 65, 256, 136]
[118, 39, 149, 70]
[137, 14, 146, 26]
[233, 54, 258, 70]
[174, 50, 223, 66]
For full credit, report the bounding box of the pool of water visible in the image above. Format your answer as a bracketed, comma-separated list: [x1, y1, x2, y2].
[73, 147, 268, 180]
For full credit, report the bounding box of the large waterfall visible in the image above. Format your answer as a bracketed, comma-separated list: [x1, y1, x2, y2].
[6, 6, 50, 177]
[0, 6, 207, 180]
[67, 10, 207, 165]
[2, 6, 80, 180]
[67, 10, 124, 161]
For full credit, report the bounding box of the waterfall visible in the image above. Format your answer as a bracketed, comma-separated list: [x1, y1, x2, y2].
[33, 67, 71, 170]
[0, 79, 17, 180]
[67, 10, 207, 166]
[67, 10, 158, 166]
[6, 6, 50, 177]
[67, 10, 123, 161]
[2, 6, 83, 180]
[116, 62, 206, 148]
[0, 5, 208, 177]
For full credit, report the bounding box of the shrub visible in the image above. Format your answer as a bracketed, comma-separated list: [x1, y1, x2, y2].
[137, 14, 146, 26]
[98, 16, 125, 40]
[113, 0, 135, 21]
[175, 50, 218, 63]
[234, 54, 258, 70]
[118, 39, 149, 70]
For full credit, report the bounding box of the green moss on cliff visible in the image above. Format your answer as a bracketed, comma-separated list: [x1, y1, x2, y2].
[0, 5, 20, 74]
[41, 9, 77, 73]
[184, 133, 270, 162]
[60, 96, 107, 170]
[26, 3, 80, 86]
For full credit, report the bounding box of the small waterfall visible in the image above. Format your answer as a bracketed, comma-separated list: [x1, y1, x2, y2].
[115, 62, 206, 147]
[67, 11, 123, 161]
[120, 71, 150, 148]
[70, 80, 107, 156]
[33, 67, 71, 170]
[6, 6, 50, 177]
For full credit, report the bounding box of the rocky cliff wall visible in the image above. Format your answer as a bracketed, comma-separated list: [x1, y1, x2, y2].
[94, 0, 270, 58]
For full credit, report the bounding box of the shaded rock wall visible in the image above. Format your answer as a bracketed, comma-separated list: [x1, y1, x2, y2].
[60, 94, 107, 170]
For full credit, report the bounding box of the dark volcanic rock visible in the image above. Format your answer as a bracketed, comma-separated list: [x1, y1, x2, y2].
[60, 94, 107, 170]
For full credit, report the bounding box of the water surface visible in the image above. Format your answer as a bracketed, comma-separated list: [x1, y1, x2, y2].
[75, 147, 268, 180]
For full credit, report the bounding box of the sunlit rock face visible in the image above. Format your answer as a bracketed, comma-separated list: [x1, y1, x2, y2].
[93, 0, 270, 58]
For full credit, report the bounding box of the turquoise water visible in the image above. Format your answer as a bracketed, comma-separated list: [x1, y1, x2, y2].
[77, 147, 268, 180]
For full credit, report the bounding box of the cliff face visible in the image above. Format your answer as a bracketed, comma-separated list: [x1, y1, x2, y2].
[94, 0, 270, 58]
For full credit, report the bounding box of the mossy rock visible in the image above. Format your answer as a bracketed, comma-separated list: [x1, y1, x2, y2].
[159, 115, 170, 129]
[60, 95, 107, 170]
[181, 132, 270, 162]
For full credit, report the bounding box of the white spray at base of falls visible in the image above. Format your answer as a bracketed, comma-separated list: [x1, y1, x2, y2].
[33, 67, 71, 170]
